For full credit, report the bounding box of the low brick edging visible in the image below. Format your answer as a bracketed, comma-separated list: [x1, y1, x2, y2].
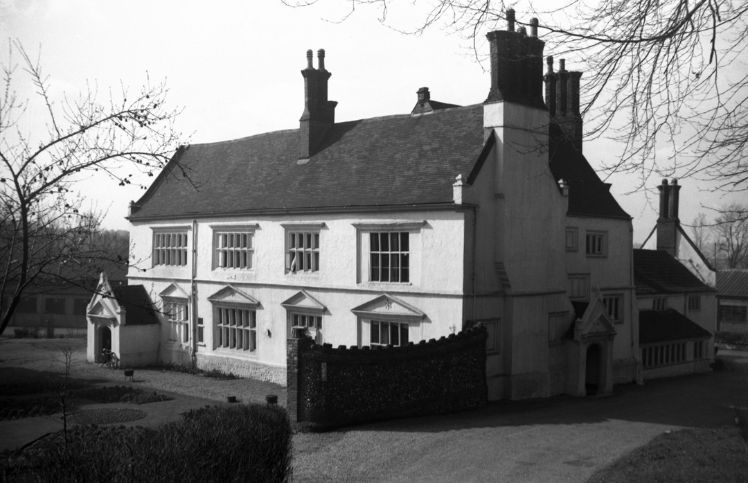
[288, 326, 488, 431]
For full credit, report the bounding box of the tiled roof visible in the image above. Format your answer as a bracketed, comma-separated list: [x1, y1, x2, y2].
[548, 126, 630, 220]
[717, 270, 748, 299]
[112, 285, 158, 325]
[130, 105, 486, 220]
[633, 249, 713, 295]
[639, 309, 711, 343]
[130, 103, 631, 222]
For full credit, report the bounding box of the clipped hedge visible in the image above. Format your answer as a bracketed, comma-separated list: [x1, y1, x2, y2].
[7, 404, 292, 482]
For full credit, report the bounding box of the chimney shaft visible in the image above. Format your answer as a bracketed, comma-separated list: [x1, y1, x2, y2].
[299, 49, 337, 159]
[556, 60, 568, 115]
[668, 179, 681, 220]
[417, 87, 430, 103]
[507, 8, 515, 31]
[658, 179, 670, 220]
[548, 58, 583, 153]
[485, 10, 545, 107]
[656, 178, 681, 257]
[544, 56, 556, 116]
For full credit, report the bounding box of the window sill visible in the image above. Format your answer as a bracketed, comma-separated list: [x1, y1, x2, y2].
[362, 281, 414, 288]
[284, 271, 320, 277]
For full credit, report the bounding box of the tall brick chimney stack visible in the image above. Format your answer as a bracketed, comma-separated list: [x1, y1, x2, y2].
[656, 179, 681, 257]
[545, 56, 584, 153]
[485, 9, 545, 108]
[299, 49, 337, 159]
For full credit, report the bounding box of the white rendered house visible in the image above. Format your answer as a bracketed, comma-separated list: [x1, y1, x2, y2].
[114, 11, 641, 399]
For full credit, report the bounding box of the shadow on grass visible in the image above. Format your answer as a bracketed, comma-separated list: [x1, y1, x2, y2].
[0, 367, 171, 420]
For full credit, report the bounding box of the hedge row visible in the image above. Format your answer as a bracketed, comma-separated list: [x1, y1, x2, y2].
[6, 404, 292, 482]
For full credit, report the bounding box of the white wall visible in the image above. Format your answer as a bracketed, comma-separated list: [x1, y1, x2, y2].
[128, 210, 467, 379]
[566, 215, 638, 365]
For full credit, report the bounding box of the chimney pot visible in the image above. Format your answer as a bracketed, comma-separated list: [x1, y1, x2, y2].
[506, 8, 515, 31]
[517, 26, 527, 36]
[559, 59, 566, 71]
[306, 49, 314, 69]
[317, 49, 326, 70]
[530, 18, 538, 37]
[546, 55, 554, 74]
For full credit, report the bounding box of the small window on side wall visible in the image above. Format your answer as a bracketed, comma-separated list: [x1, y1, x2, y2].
[568, 274, 590, 300]
[602, 294, 623, 323]
[653, 297, 667, 311]
[565, 227, 579, 252]
[585, 231, 607, 257]
[687, 294, 701, 311]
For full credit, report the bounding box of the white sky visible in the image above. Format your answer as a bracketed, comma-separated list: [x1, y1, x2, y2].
[2, 0, 743, 242]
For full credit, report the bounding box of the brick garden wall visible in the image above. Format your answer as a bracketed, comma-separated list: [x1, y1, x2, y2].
[287, 326, 487, 430]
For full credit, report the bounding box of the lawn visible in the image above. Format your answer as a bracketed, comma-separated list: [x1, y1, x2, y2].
[0, 367, 171, 420]
[589, 427, 748, 482]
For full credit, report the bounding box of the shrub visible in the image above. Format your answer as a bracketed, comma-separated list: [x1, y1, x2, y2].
[140, 404, 292, 482]
[8, 404, 293, 482]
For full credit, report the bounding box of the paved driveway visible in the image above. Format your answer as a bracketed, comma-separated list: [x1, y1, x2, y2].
[292, 350, 748, 482]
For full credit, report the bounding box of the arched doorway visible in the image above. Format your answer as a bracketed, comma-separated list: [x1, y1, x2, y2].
[585, 344, 601, 395]
[97, 326, 112, 362]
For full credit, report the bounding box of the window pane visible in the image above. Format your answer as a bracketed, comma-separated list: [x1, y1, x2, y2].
[381, 261, 390, 282]
[370, 233, 379, 251]
[391, 324, 400, 346]
[371, 253, 379, 281]
[381, 323, 390, 345]
[381, 233, 389, 251]
[391, 232, 399, 251]
[371, 322, 379, 344]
